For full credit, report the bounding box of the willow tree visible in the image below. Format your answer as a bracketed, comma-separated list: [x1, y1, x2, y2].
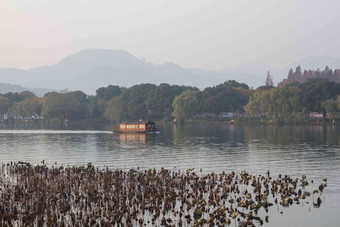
[8, 97, 42, 120]
[244, 90, 264, 116]
[172, 90, 199, 124]
[322, 99, 338, 120]
[245, 86, 301, 121]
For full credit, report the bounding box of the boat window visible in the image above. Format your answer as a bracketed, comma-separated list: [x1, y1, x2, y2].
[126, 124, 139, 129]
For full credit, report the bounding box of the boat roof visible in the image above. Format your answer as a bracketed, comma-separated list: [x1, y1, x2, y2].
[119, 121, 154, 125]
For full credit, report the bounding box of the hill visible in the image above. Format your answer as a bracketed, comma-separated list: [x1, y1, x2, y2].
[0, 49, 232, 95]
[0, 83, 51, 97]
[1, 50, 340, 93]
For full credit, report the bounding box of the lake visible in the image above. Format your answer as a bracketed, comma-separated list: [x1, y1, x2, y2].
[0, 123, 339, 226]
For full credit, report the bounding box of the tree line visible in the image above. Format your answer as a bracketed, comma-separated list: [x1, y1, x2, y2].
[0, 84, 193, 122]
[0, 81, 251, 123]
[1, 77, 340, 124]
[278, 66, 340, 86]
[245, 79, 340, 122]
[92, 80, 251, 123]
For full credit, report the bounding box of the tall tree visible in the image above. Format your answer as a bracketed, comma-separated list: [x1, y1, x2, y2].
[265, 71, 274, 86]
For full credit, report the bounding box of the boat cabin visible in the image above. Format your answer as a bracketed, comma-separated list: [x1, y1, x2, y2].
[113, 121, 157, 133]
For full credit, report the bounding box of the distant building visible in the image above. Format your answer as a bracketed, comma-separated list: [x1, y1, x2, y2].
[219, 112, 234, 118]
[309, 112, 323, 119]
[194, 112, 217, 119]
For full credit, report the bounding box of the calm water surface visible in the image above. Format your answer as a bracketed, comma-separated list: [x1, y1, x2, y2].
[0, 123, 339, 226]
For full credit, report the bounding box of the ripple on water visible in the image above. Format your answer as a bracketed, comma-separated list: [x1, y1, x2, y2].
[0, 126, 339, 190]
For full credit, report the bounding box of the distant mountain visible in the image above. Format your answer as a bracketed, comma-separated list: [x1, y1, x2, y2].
[1, 50, 339, 94]
[0, 83, 52, 97]
[221, 61, 277, 86]
[1, 49, 235, 94]
[0, 83, 26, 94]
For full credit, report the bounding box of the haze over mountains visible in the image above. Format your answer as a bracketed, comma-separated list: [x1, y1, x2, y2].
[1, 49, 340, 95]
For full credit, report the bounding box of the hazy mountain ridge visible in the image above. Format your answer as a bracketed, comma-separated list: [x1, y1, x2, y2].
[221, 61, 275, 76]
[1, 49, 340, 94]
[0, 49, 226, 94]
[0, 83, 52, 97]
[0, 83, 26, 94]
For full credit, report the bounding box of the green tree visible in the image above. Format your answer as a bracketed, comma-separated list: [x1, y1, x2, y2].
[122, 84, 156, 120]
[144, 84, 194, 120]
[9, 97, 42, 119]
[224, 80, 249, 89]
[104, 96, 125, 122]
[265, 71, 274, 86]
[41, 92, 80, 120]
[8, 102, 23, 119]
[96, 85, 123, 101]
[172, 90, 199, 123]
[3, 91, 35, 103]
[244, 90, 266, 116]
[89, 97, 106, 119]
[201, 81, 251, 114]
[299, 79, 340, 116]
[245, 86, 300, 121]
[321, 99, 338, 121]
[67, 91, 89, 119]
[89, 85, 123, 119]
[0, 96, 10, 119]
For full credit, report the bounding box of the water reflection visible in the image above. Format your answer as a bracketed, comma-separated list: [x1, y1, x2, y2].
[243, 125, 340, 147]
[117, 133, 146, 144]
[0, 124, 339, 226]
[0, 124, 339, 188]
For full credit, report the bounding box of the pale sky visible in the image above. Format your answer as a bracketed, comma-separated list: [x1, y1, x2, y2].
[1, 0, 340, 70]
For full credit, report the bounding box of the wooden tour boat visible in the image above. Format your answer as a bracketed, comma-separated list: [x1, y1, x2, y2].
[112, 121, 158, 133]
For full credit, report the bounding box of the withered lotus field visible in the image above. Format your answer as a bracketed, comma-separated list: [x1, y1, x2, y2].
[0, 162, 326, 226]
